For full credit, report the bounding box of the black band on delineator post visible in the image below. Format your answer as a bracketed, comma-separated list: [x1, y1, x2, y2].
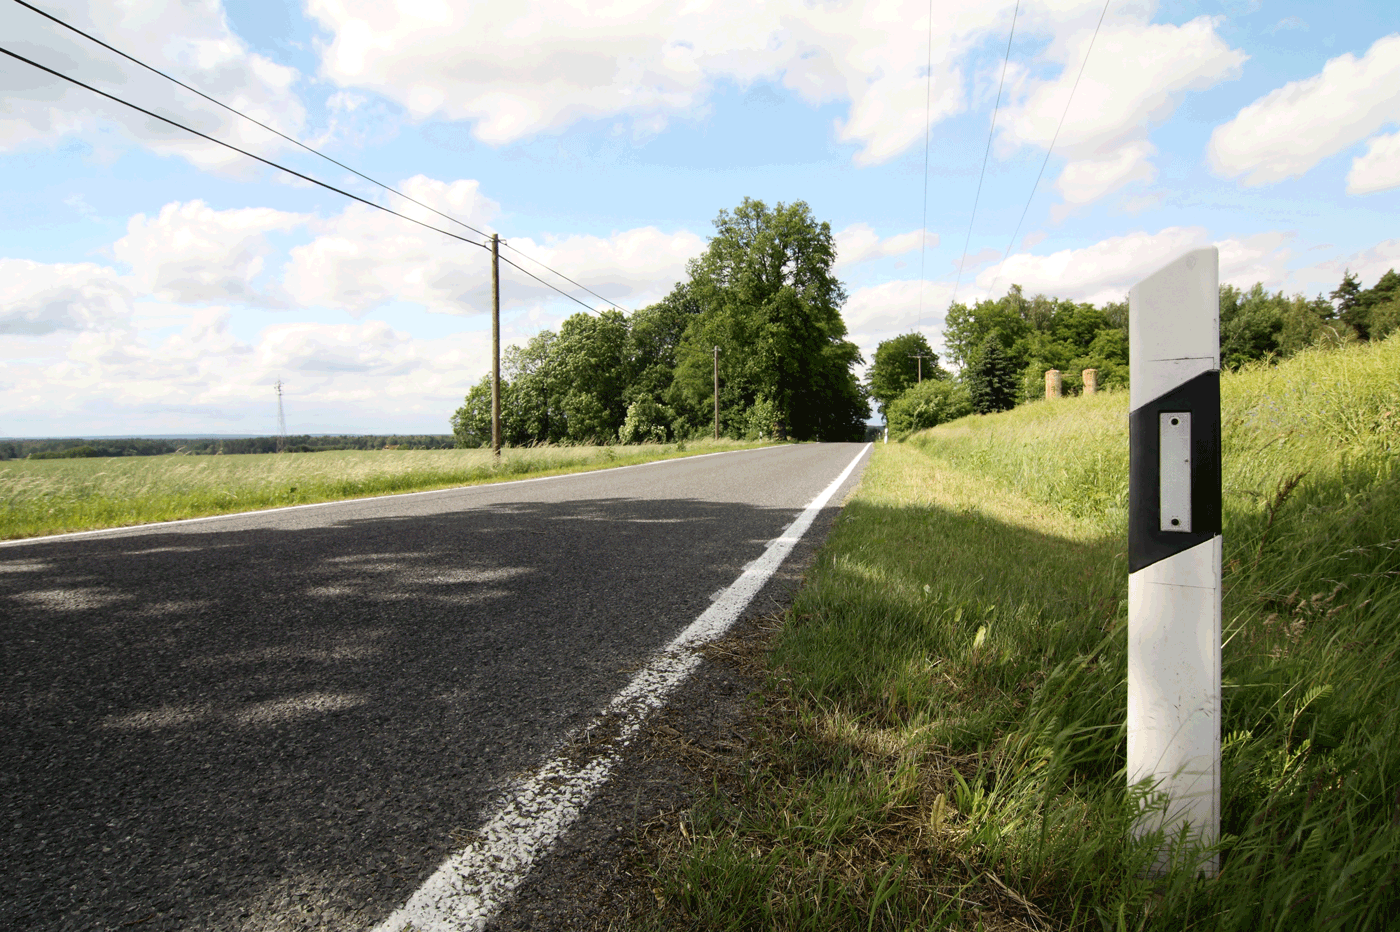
[1128, 369, 1222, 573]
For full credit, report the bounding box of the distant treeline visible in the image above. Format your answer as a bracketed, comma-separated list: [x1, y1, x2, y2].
[869, 267, 1400, 436]
[0, 435, 456, 461]
[943, 266, 1400, 399]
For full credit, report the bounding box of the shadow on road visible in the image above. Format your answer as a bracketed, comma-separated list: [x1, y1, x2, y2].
[0, 495, 802, 931]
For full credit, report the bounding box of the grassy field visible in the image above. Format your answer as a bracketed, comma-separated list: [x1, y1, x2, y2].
[645, 336, 1400, 930]
[0, 439, 771, 541]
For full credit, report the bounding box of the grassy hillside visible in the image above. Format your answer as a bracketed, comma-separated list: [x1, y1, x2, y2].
[0, 440, 770, 541]
[645, 336, 1400, 930]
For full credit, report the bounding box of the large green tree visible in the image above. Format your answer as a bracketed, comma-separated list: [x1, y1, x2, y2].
[552, 310, 632, 443]
[867, 332, 944, 420]
[671, 198, 868, 441]
[502, 329, 562, 443]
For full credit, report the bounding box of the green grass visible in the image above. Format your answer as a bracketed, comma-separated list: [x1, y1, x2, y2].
[645, 336, 1400, 931]
[0, 439, 771, 541]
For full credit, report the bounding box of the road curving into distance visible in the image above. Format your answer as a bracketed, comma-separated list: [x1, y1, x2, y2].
[0, 442, 870, 932]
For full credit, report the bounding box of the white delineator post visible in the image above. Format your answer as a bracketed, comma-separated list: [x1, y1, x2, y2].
[1127, 246, 1222, 876]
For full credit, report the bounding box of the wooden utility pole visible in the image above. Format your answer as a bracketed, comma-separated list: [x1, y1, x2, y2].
[491, 233, 501, 457]
[909, 353, 930, 384]
[713, 346, 720, 440]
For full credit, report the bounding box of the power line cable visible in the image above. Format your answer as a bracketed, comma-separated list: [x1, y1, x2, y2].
[950, 0, 1019, 309]
[7, 0, 627, 315]
[499, 242, 627, 314]
[915, 0, 934, 335]
[0, 43, 608, 317]
[987, 0, 1112, 297]
[0, 44, 486, 247]
[497, 252, 617, 313]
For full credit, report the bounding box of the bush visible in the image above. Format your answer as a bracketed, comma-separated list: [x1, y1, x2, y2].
[886, 379, 973, 436]
[743, 396, 779, 440]
[618, 397, 672, 443]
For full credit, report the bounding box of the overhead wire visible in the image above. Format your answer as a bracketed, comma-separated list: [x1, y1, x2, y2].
[950, 0, 1019, 310]
[0, 43, 608, 317]
[498, 242, 628, 314]
[6, 0, 627, 314]
[987, 0, 1112, 297]
[915, 0, 934, 335]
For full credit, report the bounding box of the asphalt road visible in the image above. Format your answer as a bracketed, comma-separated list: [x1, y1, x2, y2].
[1, 443, 869, 932]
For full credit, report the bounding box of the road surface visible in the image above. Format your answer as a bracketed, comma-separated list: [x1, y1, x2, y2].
[1, 443, 869, 931]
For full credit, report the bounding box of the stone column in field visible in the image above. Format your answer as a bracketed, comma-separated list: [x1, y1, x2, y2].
[1083, 368, 1098, 395]
[1045, 369, 1061, 400]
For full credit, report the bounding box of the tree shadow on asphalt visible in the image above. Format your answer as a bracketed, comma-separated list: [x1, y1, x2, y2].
[0, 489, 1110, 932]
[2, 496, 796, 931]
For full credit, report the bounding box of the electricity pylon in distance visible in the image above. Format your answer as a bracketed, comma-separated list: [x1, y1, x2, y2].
[275, 379, 287, 453]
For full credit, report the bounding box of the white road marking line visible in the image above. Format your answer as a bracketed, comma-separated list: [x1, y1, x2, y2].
[371, 443, 872, 932]
[0, 445, 779, 548]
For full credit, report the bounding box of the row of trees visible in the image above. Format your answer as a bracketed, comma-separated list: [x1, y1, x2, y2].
[0, 435, 457, 460]
[452, 198, 870, 446]
[868, 268, 1400, 436]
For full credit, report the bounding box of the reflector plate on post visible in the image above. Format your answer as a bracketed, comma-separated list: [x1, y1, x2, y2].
[1159, 413, 1192, 532]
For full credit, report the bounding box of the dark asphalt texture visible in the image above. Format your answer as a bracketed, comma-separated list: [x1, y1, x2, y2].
[0, 443, 868, 931]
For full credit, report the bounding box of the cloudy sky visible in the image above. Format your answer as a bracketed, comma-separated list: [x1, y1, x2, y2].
[2, 0, 1397, 437]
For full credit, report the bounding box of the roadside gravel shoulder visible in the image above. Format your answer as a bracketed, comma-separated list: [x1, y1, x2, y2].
[482, 489, 843, 931]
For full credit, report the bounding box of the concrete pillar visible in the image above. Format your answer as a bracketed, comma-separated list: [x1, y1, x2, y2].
[1045, 369, 1062, 400]
[1082, 368, 1099, 396]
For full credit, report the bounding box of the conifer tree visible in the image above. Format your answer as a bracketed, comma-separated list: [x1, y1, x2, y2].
[966, 336, 1018, 414]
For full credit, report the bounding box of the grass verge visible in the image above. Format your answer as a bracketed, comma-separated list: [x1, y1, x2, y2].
[0, 439, 772, 541]
[643, 337, 1400, 931]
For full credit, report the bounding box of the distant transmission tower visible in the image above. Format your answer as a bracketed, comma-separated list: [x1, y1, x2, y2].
[275, 379, 287, 453]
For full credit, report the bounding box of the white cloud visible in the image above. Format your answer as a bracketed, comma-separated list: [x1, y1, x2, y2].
[979, 226, 1293, 306]
[844, 278, 952, 337]
[1288, 238, 1400, 297]
[1209, 34, 1400, 187]
[834, 224, 934, 271]
[0, 259, 131, 335]
[1053, 141, 1158, 214]
[997, 14, 1243, 208]
[958, 247, 1002, 273]
[283, 186, 498, 317]
[1346, 132, 1400, 195]
[0, 290, 494, 433]
[1218, 231, 1295, 290]
[389, 175, 500, 230]
[842, 278, 955, 381]
[0, 0, 307, 169]
[113, 200, 308, 305]
[1004, 16, 1245, 156]
[257, 320, 414, 374]
[311, 0, 1144, 166]
[284, 176, 702, 316]
[301, 2, 1244, 183]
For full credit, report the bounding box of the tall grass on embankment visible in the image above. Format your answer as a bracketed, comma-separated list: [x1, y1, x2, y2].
[0, 439, 769, 541]
[645, 336, 1400, 931]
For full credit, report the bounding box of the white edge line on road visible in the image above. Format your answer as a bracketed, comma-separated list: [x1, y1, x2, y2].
[370, 442, 872, 932]
[0, 445, 785, 548]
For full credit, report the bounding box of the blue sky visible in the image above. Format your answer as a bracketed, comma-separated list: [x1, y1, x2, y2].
[2, 0, 1398, 436]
